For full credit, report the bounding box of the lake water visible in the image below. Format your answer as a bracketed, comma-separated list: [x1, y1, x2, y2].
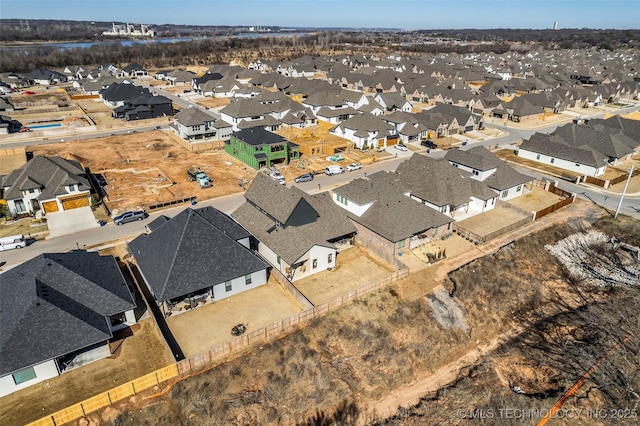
[1, 33, 308, 51]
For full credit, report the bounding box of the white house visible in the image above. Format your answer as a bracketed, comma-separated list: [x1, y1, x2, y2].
[0, 251, 136, 397]
[129, 206, 270, 316]
[0, 156, 92, 217]
[445, 146, 533, 201]
[232, 174, 356, 282]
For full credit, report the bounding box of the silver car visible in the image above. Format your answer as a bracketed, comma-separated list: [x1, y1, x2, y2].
[113, 210, 147, 225]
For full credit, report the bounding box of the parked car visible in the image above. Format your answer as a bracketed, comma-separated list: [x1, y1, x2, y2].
[325, 165, 345, 175]
[346, 163, 363, 172]
[421, 140, 438, 149]
[294, 173, 314, 183]
[113, 210, 147, 225]
[0, 234, 26, 251]
[274, 176, 286, 185]
[394, 144, 408, 151]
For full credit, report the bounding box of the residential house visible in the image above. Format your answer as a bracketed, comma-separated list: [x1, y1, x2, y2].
[23, 69, 68, 85]
[396, 155, 498, 220]
[122, 63, 148, 78]
[232, 174, 356, 282]
[373, 92, 413, 112]
[165, 69, 197, 86]
[112, 94, 173, 120]
[171, 107, 232, 142]
[0, 114, 22, 134]
[1, 156, 91, 216]
[99, 82, 151, 108]
[0, 251, 136, 397]
[191, 72, 224, 92]
[129, 207, 269, 316]
[302, 92, 357, 122]
[331, 171, 453, 260]
[517, 133, 609, 177]
[382, 111, 429, 144]
[225, 127, 300, 170]
[445, 146, 533, 201]
[330, 112, 397, 149]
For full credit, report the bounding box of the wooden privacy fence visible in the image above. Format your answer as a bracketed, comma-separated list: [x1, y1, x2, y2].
[583, 175, 608, 188]
[27, 267, 408, 426]
[26, 365, 179, 426]
[608, 167, 640, 186]
[534, 193, 576, 220]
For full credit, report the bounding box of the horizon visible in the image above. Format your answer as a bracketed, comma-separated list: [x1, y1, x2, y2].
[1, 0, 638, 30]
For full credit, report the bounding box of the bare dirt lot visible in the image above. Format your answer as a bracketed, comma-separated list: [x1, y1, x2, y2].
[29, 131, 257, 214]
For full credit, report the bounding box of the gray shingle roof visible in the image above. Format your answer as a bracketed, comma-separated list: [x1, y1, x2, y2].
[232, 174, 356, 264]
[396, 155, 496, 206]
[445, 146, 503, 171]
[334, 172, 452, 242]
[129, 207, 268, 302]
[0, 251, 135, 376]
[1, 156, 90, 201]
[231, 127, 288, 146]
[520, 133, 609, 168]
[173, 107, 219, 127]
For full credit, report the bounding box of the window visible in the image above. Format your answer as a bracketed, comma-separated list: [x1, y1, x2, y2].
[28, 188, 35, 194]
[536, 154, 540, 160]
[110, 312, 127, 327]
[276, 256, 281, 265]
[312, 259, 318, 269]
[473, 170, 479, 176]
[398, 239, 406, 248]
[245, 274, 252, 285]
[328, 253, 333, 264]
[516, 185, 522, 192]
[191, 125, 201, 131]
[13, 367, 36, 385]
[225, 281, 232, 292]
[501, 190, 508, 198]
[550, 158, 555, 164]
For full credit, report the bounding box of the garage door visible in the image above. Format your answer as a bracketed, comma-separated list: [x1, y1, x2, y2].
[61, 195, 89, 210]
[465, 125, 474, 132]
[43, 201, 59, 213]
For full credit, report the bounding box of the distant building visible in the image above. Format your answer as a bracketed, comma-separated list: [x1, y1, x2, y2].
[553, 21, 558, 30]
[103, 23, 155, 37]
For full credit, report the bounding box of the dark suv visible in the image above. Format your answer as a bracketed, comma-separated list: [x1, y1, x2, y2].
[113, 210, 147, 225]
[421, 140, 438, 149]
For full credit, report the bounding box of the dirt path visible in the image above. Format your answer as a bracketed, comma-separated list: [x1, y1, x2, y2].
[363, 334, 504, 423]
[363, 325, 527, 425]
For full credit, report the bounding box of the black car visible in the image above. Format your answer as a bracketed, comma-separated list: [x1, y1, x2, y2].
[294, 173, 314, 183]
[421, 140, 438, 149]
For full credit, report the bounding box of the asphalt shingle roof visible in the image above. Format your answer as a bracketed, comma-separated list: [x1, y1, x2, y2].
[1, 156, 90, 201]
[0, 251, 135, 376]
[129, 207, 268, 302]
[232, 174, 356, 264]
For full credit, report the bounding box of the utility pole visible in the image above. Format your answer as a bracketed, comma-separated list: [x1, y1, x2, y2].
[614, 165, 634, 219]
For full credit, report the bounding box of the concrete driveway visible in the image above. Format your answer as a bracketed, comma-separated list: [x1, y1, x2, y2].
[45, 206, 100, 239]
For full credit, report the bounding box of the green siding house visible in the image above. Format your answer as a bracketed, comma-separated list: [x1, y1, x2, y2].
[225, 127, 300, 170]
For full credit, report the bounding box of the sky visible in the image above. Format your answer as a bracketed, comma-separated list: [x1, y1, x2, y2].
[1, 0, 638, 30]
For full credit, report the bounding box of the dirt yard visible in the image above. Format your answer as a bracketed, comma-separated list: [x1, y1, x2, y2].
[457, 206, 530, 236]
[294, 246, 396, 305]
[28, 131, 257, 214]
[166, 277, 305, 357]
[0, 319, 173, 426]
